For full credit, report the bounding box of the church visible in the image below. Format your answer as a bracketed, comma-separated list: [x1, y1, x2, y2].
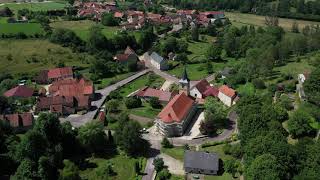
[155, 67, 198, 137]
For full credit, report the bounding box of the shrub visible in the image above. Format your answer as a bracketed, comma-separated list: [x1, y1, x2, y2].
[161, 137, 173, 148]
[149, 97, 162, 109]
[125, 97, 142, 109]
[252, 79, 266, 89]
[153, 158, 164, 172]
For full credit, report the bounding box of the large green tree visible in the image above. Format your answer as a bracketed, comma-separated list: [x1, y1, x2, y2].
[287, 110, 315, 138]
[246, 154, 281, 180]
[304, 68, 320, 106]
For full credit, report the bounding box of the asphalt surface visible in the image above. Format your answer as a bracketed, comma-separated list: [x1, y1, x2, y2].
[63, 69, 150, 127]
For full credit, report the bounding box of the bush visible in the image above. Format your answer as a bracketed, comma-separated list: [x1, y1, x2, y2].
[252, 79, 266, 89]
[153, 158, 164, 172]
[149, 97, 162, 109]
[125, 97, 142, 109]
[158, 169, 171, 180]
[161, 137, 173, 148]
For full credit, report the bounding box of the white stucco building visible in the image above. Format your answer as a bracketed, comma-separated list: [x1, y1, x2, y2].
[217, 85, 239, 107]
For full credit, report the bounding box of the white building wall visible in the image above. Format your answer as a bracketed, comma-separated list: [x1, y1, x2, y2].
[190, 88, 202, 99]
[218, 92, 232, 107]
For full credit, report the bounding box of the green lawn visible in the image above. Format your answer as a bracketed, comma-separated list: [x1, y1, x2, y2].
[80, 155, 146, 180]
[204, 173, 235, 180]
[2, 2, 66, 15]
[50, 20, 120, 41]
[129, 101, 162, 119]
[0, 39, 90, 75]
[161, 147, 185, 162]
[168, 63, 209, 80]
[118, 73, 165, 97]
[0, 23, 44, 35]
[92, 72, 135, 90]
[186, 36, 215, 61]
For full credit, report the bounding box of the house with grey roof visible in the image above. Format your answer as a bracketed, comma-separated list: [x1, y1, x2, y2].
[143, 52, 168, 70]
[184, 151, 219, 175]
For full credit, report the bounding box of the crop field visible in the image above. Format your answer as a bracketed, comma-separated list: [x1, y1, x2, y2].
[226, 12, 320, 31]
[0, 2, 66, 14]
[0, 39, 90, 75]
[0, 22, 44, 35]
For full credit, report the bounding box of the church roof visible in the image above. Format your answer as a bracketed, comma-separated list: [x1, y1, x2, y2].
[179, 66, 190, 83]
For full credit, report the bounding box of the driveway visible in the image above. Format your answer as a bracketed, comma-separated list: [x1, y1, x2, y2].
[159, 153, 184, 175]
[63, 69, 150, 127]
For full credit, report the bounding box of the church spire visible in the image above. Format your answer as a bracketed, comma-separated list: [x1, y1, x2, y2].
[179, 66, 190, 96]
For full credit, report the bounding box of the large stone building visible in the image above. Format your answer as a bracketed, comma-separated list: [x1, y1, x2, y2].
[155, 68, 197, 137]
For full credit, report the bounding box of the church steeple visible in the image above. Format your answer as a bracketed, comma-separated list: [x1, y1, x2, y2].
[179, 66, 190, 96]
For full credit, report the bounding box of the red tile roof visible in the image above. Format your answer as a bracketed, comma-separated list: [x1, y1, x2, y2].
[136, 87, 174, 102]
[193, 79, 210, 94]
[4, 85, 34, 98]
[0, 113, 33, 128]
[158, 92, 194, 123]
[219, 85, 236, 98]
[203, 86, 219, 98]
[49, 78, 94, 97]
[114, 11, 124, 18]
[47, 67, 73, 80]
[114, 54, 130, 62]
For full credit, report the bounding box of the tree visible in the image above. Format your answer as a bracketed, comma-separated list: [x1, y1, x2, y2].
[206, 45, 222, 62]
[161, 137, 173, 148]
[38, 156, 58, 180]
[204, 97, 227, 128]
[149, 97, 162, 109]
[61, 121, 79, 156]
[0, 96, 10, 114]
[153, 157, 164, 172]
[224, 158, 242, 178]
[33, 113, 62, 146]
[125, 97, 142, 109]
[77, 121, 107, 153]
[12, 158, 37, 180]
[106, 99, 120, 113]
[138, 27, 156, 51]
[115, 121, 150, 156]
[191, 26, 199, 41]
[304, 68, 320, 106]
[14, 130, 47, 162]
[0, 7, 13, 17]
[87, 26, 110, 52]
[95, 161, 115, 179]
[287, 110, 315, 138]
[158, 169, 171, 180]
[246, 154, 281, 180]
[134, 161, 140, 175]
[175, 53, 188, 64]
[59, 160, 81, 180]
[101, 13, 119, 26]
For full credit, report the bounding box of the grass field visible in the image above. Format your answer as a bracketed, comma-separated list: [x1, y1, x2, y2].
[168, 63, 209, 80]
[161, 147, 185, 162]
[0, 22, 44, 35]
[80, 155, 146, 180]
[129, 101, 162, 119]
[0, 39, 90, 75]
[50, 20, 120, 41]
[1, 2, 66, 15]
[226, 12, 320, 32]
[118, 73, 165, 97]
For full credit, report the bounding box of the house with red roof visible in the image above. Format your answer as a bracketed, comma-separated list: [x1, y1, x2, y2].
[190, 79, 219, 99]
[48, 78, 94, 98]
[218, 85, 239, 107]
[35, 67, 73, 84]
[156, 92, 197, 137]
[4, 85, 34, 98]
[133, 86, 175, 103]
[0, 113, 33, 131]
[113, 46, 138, 65]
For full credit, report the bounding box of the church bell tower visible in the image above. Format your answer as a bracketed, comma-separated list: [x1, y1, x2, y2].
[179, 66, 190, 96]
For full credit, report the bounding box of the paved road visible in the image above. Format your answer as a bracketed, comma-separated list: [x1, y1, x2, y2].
[64, 69, 150, 127]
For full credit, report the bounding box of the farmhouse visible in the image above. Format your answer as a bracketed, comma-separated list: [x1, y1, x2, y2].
[4, 85, 34, 98]
[133, 86, 175, 103]
[48, 78, 94, 98]
[184, 151, 219, 175]
[218, 85, 239, 107]
[113, 46, 138, 65]
[0, 113, 33, 131]
[156, 92, 197, 137]
[35, 67, 73, 84]
[35, 96, 91, 116]
[143, 52, 168, 70]
[190, 79, 219, 99]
